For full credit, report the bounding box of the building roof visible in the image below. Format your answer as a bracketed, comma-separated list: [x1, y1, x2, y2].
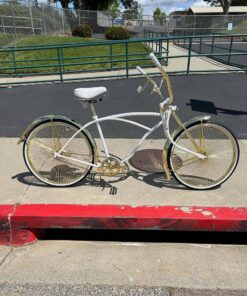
[190, 6, 247, 14]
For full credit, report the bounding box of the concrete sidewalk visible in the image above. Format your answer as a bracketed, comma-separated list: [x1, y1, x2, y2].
[0, 138, 246, 207]
[1, 137, 246, 246]
[0, 241, 247, 294]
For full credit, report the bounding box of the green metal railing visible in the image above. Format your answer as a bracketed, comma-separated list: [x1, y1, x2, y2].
[173, 30, 247, 69]
[143, 29, 169, 65]
[0, 33, 246, 85]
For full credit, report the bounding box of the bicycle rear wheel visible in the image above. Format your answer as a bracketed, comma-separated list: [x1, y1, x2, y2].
[23, 119, 94, 187]
[167, 122, 239, 190]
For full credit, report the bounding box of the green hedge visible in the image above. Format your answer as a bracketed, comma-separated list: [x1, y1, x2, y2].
[105, 26, 130, 40]
[72, 24, 93, 38]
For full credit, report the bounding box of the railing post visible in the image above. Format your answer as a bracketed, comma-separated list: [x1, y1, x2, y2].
[12, 50, 18, 77]
[199, 34, 202, 54]
[166, 38, 169, 65]
[57, 48, 63, 83]
[211, 34, 215, 55]
[110, 43, 113, 70]
[61, 47, 65, 73]
[187, 37, 192, 75]
[228, 35, 233, 64]
[152, 31, 154, 51]
[125, 42, 129, 78]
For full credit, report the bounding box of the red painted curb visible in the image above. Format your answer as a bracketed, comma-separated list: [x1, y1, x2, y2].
[0, 205, 14, 245]
[0, 204, 247, 246]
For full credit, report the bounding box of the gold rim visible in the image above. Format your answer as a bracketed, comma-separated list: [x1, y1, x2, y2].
[25, 121, 93, 186]
[169, 123, 238, 189]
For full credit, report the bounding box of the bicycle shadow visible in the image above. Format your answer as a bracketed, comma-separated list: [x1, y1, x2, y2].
[12, 149, 188, 192]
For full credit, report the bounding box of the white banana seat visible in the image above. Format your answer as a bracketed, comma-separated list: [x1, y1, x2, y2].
[74, 87, 108, 103]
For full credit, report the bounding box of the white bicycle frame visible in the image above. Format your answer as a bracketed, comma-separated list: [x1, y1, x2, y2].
[55, 107, 206, 168]
[54, 53, 206, 167]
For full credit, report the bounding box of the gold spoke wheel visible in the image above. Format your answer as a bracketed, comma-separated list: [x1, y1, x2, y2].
[23, 120, 94, 186]
[167, 122, 239, 190]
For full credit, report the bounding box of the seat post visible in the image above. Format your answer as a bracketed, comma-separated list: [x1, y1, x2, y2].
[90, 103, 98, 119]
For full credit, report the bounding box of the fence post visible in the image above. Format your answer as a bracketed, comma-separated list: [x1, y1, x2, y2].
[187, 37, 192, 75]
[57, 48, 63, 83]
[53, 7, 55, 31]
[125, 42, 129, 78]
[61, 11, 65, 34]
[10, 0, 17, 38]
[228, 35, 233, 64]
[1, 16, 5, 34]
[41, 4, 47, 35]
[193, 15, 196, 35]
[28, 0, 35, 35]
[43, 19, 47, 35]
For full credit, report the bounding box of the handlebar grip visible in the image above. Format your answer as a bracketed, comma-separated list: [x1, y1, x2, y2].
[136, 66, 148, 77]
[149, 53, 162, 67]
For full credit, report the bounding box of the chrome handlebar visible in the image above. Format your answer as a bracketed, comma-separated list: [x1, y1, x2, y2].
[136, 53, 174, 104]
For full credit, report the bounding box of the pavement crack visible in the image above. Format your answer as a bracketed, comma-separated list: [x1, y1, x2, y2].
[0, 247, 13, 267]
[7, 203, 19, 245]
[18, 175, 37, 202]
[113, 264, 122, 272]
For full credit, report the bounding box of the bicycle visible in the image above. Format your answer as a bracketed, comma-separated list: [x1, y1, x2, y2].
[18, 53, 239, 190]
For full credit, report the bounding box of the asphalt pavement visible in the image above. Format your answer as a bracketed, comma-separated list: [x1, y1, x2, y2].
[0, 73, 247, 139]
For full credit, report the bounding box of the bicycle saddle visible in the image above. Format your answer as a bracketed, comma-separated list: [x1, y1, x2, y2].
[74, 87, 108, 103]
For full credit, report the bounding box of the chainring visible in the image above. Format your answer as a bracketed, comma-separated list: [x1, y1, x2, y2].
[100, 157, 121, 177]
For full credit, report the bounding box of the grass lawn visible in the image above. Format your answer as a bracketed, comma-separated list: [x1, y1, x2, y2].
[0, 36, 152, 76]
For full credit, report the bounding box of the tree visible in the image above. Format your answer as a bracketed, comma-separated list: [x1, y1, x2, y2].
[106, 0, 121, 20]
[203, 0, 232, 14]
[153, 7, 166, 25]
[122, 1, 141, 20]
[54, 0, 134, 10]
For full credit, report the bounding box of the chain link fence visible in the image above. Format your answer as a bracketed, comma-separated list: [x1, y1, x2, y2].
[0, 0, 72, 46]
[0, 0, 166, 47]
[169, 14, 247, 36]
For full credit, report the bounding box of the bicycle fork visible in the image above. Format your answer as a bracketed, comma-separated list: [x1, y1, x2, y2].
[161, 107, 207, 159]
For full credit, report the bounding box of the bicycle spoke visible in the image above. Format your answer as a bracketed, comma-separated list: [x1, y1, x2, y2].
[169, 123, 238, 189]
[24, 120, 94, 186]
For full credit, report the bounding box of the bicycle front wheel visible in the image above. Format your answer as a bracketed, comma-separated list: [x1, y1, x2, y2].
[23, 119, 94, 187]
[167, 122, 239, 190]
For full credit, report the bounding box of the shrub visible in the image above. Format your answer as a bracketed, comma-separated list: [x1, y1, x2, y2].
[71, 24, 93, 38]
[105, 26, 130, 40]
